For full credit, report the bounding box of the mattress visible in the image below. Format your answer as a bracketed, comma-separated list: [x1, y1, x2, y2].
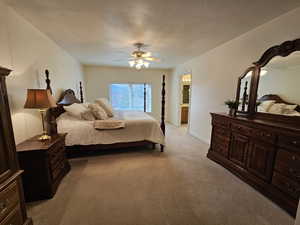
[56, 110, 165, 146]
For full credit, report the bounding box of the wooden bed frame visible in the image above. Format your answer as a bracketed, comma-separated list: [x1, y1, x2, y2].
[45, 70, 166, 155]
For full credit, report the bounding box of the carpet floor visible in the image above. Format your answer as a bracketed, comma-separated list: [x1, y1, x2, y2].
[27, 124, 294, 225]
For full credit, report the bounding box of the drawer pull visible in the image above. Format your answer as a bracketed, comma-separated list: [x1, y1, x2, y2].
[289, 168, 300, 178]
[286, 183, 300, 194]
[292, 155, 297, 161]
[292, 141, 298, 145]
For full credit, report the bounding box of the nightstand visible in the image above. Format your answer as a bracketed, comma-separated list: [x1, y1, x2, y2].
[16, 133, 70, 202]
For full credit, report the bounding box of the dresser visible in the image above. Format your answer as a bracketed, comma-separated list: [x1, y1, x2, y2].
[0, 67, 32, 225]
[16, 134, 70, 202]
[208, 113, 300, 216]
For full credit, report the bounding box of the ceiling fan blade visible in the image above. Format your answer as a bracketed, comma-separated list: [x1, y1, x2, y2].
[142, 52, 152, 57]
[144, 57, 160, 61]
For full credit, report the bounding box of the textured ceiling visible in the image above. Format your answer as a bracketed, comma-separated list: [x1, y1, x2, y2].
[3, 0, 300, 68]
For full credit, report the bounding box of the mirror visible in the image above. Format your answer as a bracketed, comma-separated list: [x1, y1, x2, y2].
[236, 68, 254, 113]
[256, 51, 300, 116]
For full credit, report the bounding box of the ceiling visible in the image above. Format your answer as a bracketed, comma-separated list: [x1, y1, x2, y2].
[3, 0, 300, 69]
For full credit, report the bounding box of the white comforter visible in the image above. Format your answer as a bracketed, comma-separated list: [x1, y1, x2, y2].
[57, 111, 165, 146]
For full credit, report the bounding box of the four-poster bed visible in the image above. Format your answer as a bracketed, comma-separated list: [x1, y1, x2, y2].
[45, 70, 166, 155]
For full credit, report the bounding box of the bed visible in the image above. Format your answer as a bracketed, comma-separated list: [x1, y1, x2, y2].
[45, 70, 166, 154]
[257, 94, 300, 116]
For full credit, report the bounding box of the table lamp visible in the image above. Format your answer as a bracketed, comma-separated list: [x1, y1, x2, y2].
[24, 89, 56, 141]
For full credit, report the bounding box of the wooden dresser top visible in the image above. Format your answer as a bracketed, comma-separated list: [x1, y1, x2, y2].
[211, 112, 300, 133]
[16, 133, 66, 152]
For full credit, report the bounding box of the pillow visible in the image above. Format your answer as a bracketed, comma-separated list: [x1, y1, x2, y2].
[63, 103, 87, 119]
[268, 103, 285, 114]
[260, 100, 275, 112]
[282, 104, 298, 114]
[88, 103, 109, 120]
[95, 98, 114, 117]
[81, 110, 96, 121]
[257, 106, 266, 112]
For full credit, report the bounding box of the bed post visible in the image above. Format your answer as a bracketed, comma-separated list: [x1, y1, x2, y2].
[45, 70, 57, 136]
[79, 81, 84, 103]
[144, 83, 146, 112]
[160, 75, 166, 152]
[45, 69, 52, 94]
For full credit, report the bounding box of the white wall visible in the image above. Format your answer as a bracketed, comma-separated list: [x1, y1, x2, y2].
[83, 65, 171, 121]
[0, 3, 84, 144]
[258, 66, 300, 104]
[168, 7, 300, 144]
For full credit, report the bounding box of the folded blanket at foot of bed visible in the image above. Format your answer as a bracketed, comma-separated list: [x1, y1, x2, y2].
[94, 119, 125, 130]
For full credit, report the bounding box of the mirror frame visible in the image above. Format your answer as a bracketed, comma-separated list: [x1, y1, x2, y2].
[237, 38, 300, 124]
[235, 66, 259, 116]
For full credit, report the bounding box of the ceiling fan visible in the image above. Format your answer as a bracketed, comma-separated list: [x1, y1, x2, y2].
[128, 43, 159, 70]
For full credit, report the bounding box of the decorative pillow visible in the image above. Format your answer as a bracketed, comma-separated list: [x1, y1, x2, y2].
[81, 110, 96, 121]
[282, 104, 298, 114]
[63, 103, 87, 119]
[95, 98, 114, 117]
[268, 103, 285, 114]
[88, 103, 109, 120]
[260, 100, 275, 112]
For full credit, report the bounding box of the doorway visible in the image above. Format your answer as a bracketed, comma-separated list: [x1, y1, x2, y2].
[179, 74, 192, 131]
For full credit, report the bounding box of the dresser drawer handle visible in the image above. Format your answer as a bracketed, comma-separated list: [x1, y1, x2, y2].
[289, 168, 300, 178]
[286, 184, 300, 194]
[292, 141, 298, 145]
[292, 155, 297, 161]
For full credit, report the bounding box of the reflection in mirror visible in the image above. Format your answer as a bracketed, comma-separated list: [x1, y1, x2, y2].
[256, 51, 300, 116]
[238, 70, 253, 112]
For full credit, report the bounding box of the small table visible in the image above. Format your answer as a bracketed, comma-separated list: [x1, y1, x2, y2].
[16, 133, 70, 202]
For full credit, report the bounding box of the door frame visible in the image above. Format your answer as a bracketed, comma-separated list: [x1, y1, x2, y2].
[178, 72, 192, 131]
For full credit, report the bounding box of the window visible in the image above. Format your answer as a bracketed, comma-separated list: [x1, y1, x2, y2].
[110, 83, 152, 112]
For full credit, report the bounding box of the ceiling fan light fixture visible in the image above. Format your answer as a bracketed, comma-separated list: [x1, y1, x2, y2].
[129, 60, 135, 67]
[128, 42, 158, 70]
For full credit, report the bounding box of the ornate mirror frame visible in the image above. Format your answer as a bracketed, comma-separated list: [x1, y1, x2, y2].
[235, 66, 260, 116]
[237, 38, 300, 125]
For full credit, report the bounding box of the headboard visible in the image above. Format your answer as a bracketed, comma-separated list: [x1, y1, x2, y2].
[258, 94, 300, 112]
[44, 70, 83, 135]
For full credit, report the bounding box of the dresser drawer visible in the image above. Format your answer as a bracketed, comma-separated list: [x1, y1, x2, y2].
[278, 135, 300, 150]
[212, 116, 230, 128]
[214, 126, 230, 137]
[272, 172, 300, 200]
[0, 181, 20, 222]
[251, 128, 276, 144]
[0, 204, 23, 225]
[231, 123, 252, 136]
[275, 149, 300, 181]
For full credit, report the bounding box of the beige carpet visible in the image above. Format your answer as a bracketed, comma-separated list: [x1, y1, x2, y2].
[27, 124, 294, 225]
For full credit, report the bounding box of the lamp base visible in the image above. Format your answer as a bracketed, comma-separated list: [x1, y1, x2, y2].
[38, 134, 51, 141]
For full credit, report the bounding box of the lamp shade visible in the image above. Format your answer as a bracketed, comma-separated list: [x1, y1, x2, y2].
[24, 89, 56, 109]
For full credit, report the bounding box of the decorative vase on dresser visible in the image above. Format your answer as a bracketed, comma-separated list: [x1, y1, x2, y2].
[207, 39, 300, 217]
[0, 67, 32, 225]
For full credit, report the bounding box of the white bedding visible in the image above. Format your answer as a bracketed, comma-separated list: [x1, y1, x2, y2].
[57, 111, 165, 146]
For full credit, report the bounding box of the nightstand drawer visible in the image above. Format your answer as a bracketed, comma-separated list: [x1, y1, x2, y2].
[48, 140, 64, 156]
[0, 204, 22, 225]
[51, 161, 66, 181]
[0, 181, 20, 222]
